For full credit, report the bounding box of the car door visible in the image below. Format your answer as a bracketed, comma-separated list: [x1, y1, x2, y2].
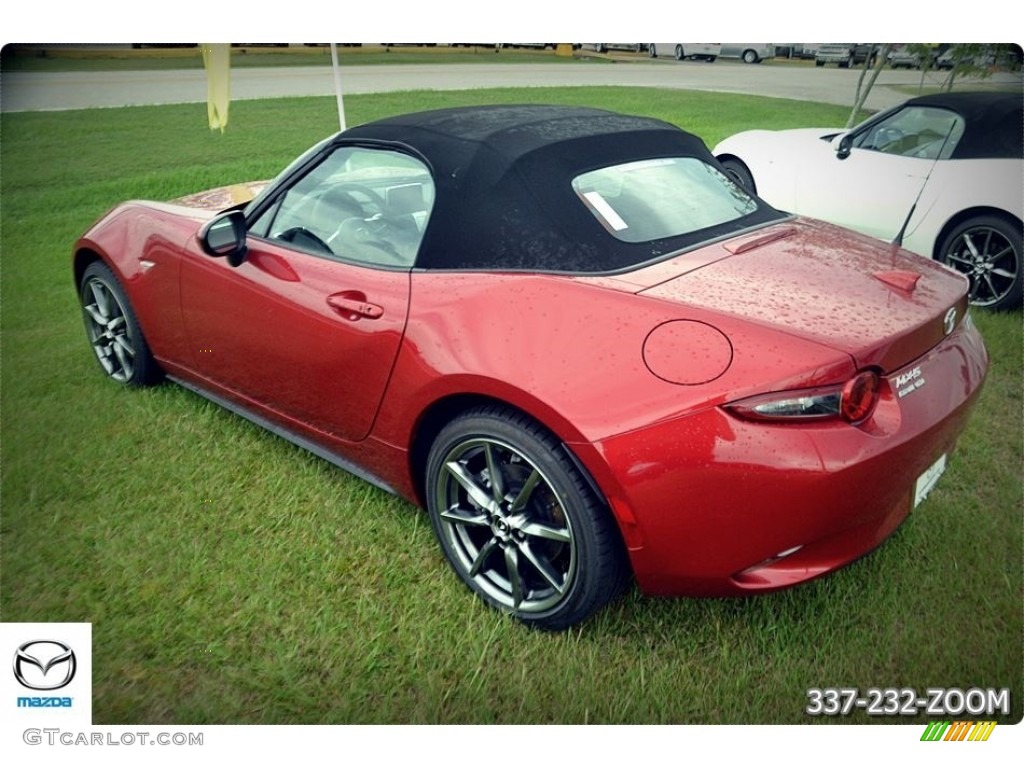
[794, 105, 965, 243]
[179, 143, 435, 443]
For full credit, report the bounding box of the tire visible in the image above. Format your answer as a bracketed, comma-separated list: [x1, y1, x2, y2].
[79, 261, 162, 386]
[707, 56, 717, 63]
[674, 44, 684, 61]
[938, 215, 1022, 311]
[425, 406, 629, 630]
[815, 59, 825, 67]
[648, 44, 657, 58]
[741, 49, 758, 64]
[719, 157, 756, 194]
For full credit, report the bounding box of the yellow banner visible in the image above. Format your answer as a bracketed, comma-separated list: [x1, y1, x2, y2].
[200, 44, 231, 132]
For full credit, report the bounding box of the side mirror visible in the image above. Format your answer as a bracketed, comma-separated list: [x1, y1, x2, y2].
[199, 210, 247, 267]
[834, 133, 854, 160]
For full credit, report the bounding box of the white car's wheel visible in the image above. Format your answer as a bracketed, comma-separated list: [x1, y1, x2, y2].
[719, 158, 756, 195]
[939, 216, 1022, 311]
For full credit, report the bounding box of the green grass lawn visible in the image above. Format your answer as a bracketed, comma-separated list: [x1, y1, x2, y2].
[1, 86, 1021, 725]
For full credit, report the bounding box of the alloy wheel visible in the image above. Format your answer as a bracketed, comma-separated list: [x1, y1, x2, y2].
[433, 437, 576, 614]
[82, 276, 137, 382]
[942, 224, 1019, 309]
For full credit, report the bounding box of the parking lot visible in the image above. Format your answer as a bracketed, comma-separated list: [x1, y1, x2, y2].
[4, 51, 1017, 113]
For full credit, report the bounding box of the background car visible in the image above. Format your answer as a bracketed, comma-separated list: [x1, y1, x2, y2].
[580, 43, 645, 53]
[815, 43, 879, 67]
[775, 43, 820, 60]
[714, 92, 1023, 310]
[936, 44, 1022, 71]
[648, 43, 772, 63]
[887, 45, 930, 69]
[75, 105, 988, 630]
[718, 43, 774, 64]
[648, 43, 720, 61]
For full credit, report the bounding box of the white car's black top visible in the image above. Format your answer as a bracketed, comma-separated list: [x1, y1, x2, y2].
[886, 92, 1022, 160]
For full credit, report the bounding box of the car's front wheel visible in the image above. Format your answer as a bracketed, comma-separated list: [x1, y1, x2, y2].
[939, 215, 1022, 311]
[425, 406, 629, 630]
[719, 157, 756, 195]
[741, 49, 759, 64]
[79, 261, 162, 386]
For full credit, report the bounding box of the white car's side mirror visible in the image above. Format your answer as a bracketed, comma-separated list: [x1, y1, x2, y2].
[832, 132, 854, 160]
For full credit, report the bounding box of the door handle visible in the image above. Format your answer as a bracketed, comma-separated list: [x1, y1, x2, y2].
[326, 293, 384, 320]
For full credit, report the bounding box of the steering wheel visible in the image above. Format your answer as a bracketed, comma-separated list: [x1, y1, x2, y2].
[327, 182, 389, 217]
[327, 216, 406, 265]
[277, 226, 333, 255]
[874, 126, 905, 153]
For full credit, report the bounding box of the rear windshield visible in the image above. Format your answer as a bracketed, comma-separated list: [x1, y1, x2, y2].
[572, 158, 758, 243]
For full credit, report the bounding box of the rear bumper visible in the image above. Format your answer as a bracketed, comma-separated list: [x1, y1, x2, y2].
[578, 314, 988, 596]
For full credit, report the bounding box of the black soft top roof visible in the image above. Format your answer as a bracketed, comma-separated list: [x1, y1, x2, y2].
[903, 91, 1023, 160]
[340, 105, 784, 272]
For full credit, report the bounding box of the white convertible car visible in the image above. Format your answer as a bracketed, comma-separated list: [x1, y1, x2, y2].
[713, 92, 1023, 310]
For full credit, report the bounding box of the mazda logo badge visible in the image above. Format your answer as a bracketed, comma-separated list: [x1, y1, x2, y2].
[13, 640, 77, 690]
[943, 307, 957, 336]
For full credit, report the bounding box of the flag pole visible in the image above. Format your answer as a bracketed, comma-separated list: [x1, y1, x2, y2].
[330, 43, 346, 132]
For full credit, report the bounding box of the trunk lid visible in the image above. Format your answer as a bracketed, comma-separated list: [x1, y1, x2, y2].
[638, 218, 969, 372]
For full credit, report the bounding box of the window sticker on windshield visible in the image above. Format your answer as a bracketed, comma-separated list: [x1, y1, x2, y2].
[582, 191, 628, 232]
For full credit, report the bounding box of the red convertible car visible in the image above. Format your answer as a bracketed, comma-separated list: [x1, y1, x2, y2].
[75, 105, 988, 629]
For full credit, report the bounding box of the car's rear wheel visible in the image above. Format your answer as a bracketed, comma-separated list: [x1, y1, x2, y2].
[80, 262, 161, 386]
[674, 45, 684, 61]
[719, 157, 756, 195]
[425, 406, 628, 630]
[939, 215, 1022, 311]
[741, 49, 758, 64]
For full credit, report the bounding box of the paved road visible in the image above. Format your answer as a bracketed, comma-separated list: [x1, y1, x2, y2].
[3, 60, 996, 114]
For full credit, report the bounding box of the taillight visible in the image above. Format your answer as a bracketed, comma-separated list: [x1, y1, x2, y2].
[840, 370, 880, 423]
[725, 370, 880, 425]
